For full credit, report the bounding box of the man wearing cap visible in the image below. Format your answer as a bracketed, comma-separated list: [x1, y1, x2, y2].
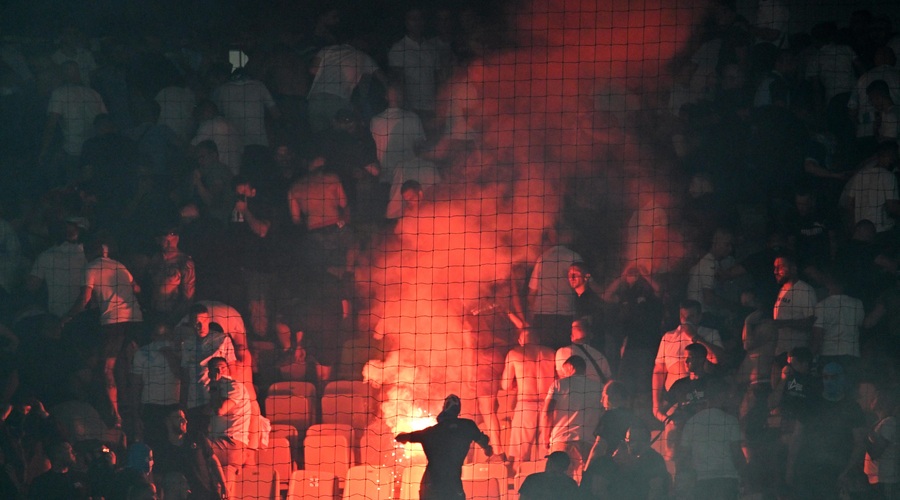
[518, 451, 581, 499]
[395, 394, 494, 500]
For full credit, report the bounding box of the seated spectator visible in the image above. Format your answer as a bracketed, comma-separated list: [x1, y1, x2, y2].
[27, 440, 88, 500]
[519, 451, 582, 500]
[152, 407, 226, 500]
[582, 424, 671, 500]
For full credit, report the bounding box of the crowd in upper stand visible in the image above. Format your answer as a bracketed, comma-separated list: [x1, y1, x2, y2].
[0, 1, 899, 499]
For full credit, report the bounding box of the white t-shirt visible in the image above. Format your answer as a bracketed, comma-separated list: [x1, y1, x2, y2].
[841, 164, 900, 233]
[47, 84, 107, 155]
[814, 294, 863, 357]
[528, 245, 582, 316]
[806, 44, 857, 102]
[209, 376, 253, 446]
[181, 332, 236, 409]
[132, 339, 180, 405]
[681, 408, 741, 481]
[655, 325, 723, 390]
[212, 79, 276, 147]
[388, 36, 438, 112]
[866, 416, 898, 485]
[155, 86, 196, 141]
[848, 65, 900, 137]
[545, 374, 604, 444]
[51, 48, 97, 87]
[773, 280, 817, 354]
[308, 45, 380, 101]
[29, 242, 86, 317]
[84, 257, 142, 325]
[370, 107, 426, 183]
[192, 116, 244, 176]
[686, 252, 717, 314]
[555, 343, 612, 382]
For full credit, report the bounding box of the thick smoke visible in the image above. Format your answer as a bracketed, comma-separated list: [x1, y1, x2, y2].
[360, 0, 707, 463]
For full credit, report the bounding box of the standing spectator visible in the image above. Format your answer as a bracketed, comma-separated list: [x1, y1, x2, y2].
[389, 7, 439, 127]
[868, 79, 899, 144]
[555, 319, 612, 384]
[38, 61, 107, 186]
[678, 380, 745, 500]
[206, 357, 252, 487]
[812, 273, 863, 379]
[848, 47, 900, 152]
[51, 26, 97, 87]
[190, 140, 234, 223]
[394, 395, 493, 499]
[192, 100, 244, 176]
[528, 225, 582, 349]
[581, 424, 671, 500]
[132, 322, 181, 449]
[686, 228, 735, 324]
[229, 175, 276, 339]
[771, 255, 817, 369]
[212, 70, 280, 148]
[518, 451, 582, 500]
[501, 327, 556, 463]
[567, 262, 605, 355]
[370, 81, 426, 187]
[542, 356, 604, 483]
[25, 218, 87, 318]
[584, 380, 638, 468]
[62, 238, 143, 428]
[179, 304, 236, 435]
[790, 363, 867, 500]
[306, 44, 386, 132]
[145, 226, 195, 325]
[155, 83, 196, 142]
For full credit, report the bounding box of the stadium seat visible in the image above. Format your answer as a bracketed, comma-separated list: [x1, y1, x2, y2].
[264, 394, 316, 432]
[233, 465, 279, 500]
[304, 423, 353, 482]
[342, 465, 394, 500]
[287, 469, 337, 500]
[268, 380, 317, 398]
[398, 464, 427, 500]
[256, 437, 294, 493]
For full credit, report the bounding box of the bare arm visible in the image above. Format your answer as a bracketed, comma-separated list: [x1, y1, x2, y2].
[652, 363, 668, 422]
[62, 286, 92, 323]
[541, 398, 556, 448]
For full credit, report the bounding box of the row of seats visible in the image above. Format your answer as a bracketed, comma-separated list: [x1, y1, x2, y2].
[234, 461, 546, 500]
[263, 380, 376, 434]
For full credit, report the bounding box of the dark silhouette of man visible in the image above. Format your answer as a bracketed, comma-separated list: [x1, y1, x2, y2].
[395, 394, 494, 499]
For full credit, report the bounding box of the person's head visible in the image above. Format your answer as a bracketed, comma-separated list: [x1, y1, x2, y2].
[794, 188, 817, 216]
[179, 202, 200, 225]
[563, 355, 586, 377]
[437, 394, 462, 422]
[401, 180, 423, 212]
[193, 99, 219, 122]
[150, 321, 171, 342]
[188, 304, 211, 338]
[126, 443, 154, 475]
[545, 451, 570, 474]
[165, 407, 188, 438]
[679, 299, 702, 326]
[867, 79, 894, 110]
[624, 424, 651, 456]
[405, 7, 426, 39]
[156, 227, 179, 254]
[386, 80, 405, 108]
[63, 216, 87, 243]
[517, 327, 537, 347]
[623, 265, 642, 286]
[332, 108, 358, 133]
[787, 346, 813, 373]
[195, 140, 219, 168]
[84, 236, 112, 261]
[773, 255, 798, 285]
[853, 219, 878, 242]
[207, 357, 230, 382]
[570, 318, 591, 344]
[710, 228, 734, 260]
[48, 441, 76, 470]
[232, 175, 257, 200]
[60, 60, 82, 85]
[685, 343, 708, 376]
[567, 262, 591, 292]
[602, 380, 629, 410]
